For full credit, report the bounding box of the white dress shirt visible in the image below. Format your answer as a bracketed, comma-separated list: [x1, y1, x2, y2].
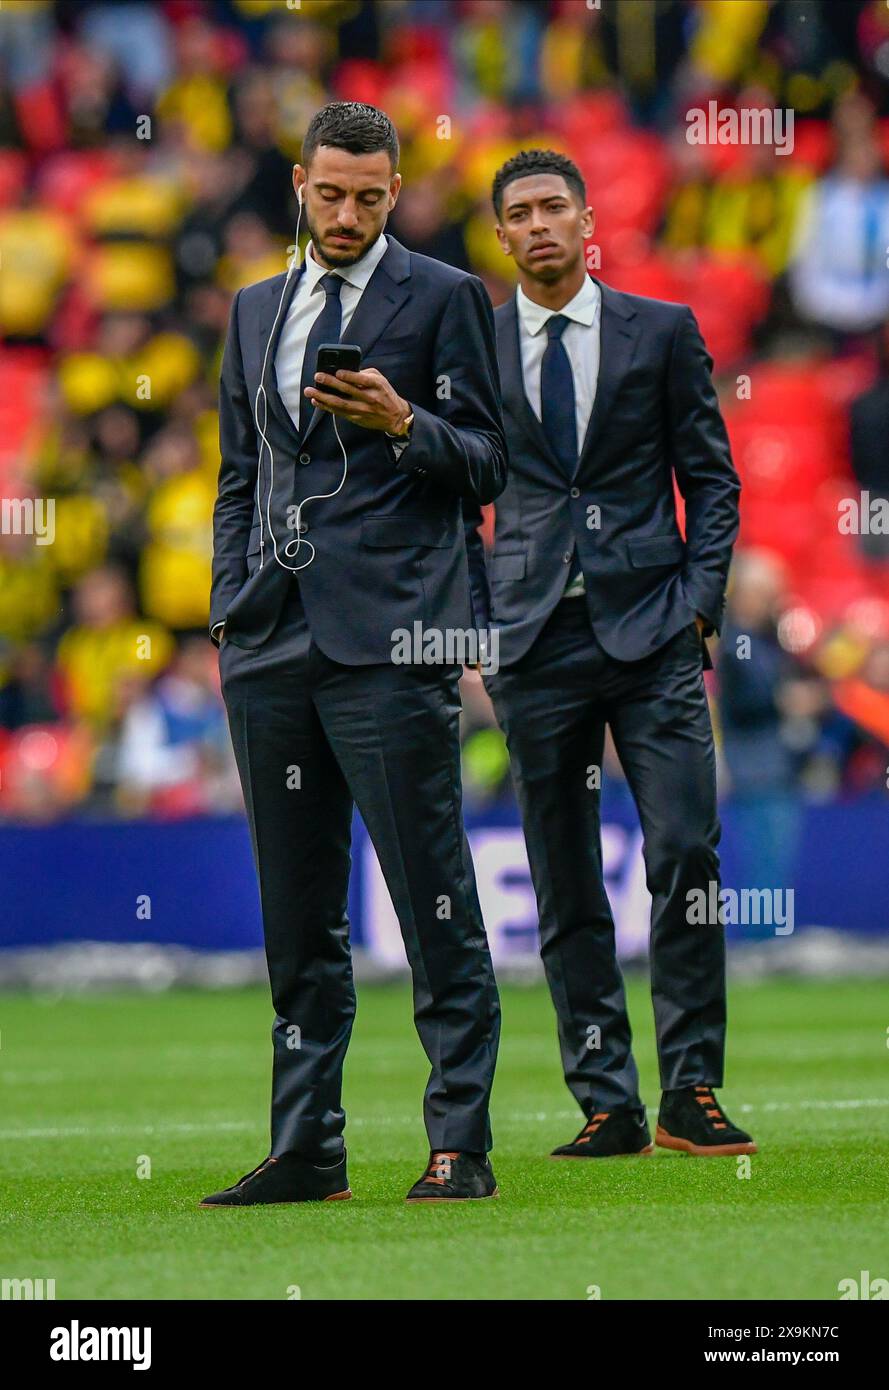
[276, 231, 390, 431]
[516, 275, 601, 596]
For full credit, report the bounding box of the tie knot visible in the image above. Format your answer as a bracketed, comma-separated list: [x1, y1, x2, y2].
[320, 272, 343, 298]
[546, 313, 570, 341]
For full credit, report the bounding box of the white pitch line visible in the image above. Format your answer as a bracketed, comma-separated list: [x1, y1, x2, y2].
[738, 1098, 889, 1113]
[0, 1120, 257, 1141]
[0, 1097, 886, 1142]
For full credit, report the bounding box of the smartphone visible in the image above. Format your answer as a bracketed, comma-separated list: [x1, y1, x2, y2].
[316, 343, 362, 397]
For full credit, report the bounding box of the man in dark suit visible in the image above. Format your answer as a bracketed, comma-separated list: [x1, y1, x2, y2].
[468, 149, 756, 1160]
[202, 103, 505, 1207]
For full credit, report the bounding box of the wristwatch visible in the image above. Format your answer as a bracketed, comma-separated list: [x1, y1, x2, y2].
[386, 408, 414, 442]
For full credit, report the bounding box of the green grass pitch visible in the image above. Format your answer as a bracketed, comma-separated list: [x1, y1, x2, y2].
[1, 977, 887, 1300]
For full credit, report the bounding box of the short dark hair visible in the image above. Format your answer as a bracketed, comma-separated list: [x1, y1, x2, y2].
[492, 149, 586, 220]
[302, 101, 399, 172]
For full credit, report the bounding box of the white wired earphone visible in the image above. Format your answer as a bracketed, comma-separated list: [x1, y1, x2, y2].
[253, 183, 350, 573]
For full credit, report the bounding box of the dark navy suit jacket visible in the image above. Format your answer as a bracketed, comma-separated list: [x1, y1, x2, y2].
[466, 279, 740, 667]
[211, 234, 507, 660]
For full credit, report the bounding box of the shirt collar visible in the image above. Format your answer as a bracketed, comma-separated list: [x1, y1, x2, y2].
[517, 275, 601, 336]
[304, 232, 389, 293]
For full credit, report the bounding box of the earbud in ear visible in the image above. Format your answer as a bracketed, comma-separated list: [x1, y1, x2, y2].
[297, 185, 304, 206]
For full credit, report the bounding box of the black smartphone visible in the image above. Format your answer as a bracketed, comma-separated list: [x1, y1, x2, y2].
[316, 343, 362, 397]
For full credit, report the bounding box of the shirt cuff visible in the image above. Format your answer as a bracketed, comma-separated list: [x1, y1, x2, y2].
[385, 406, 413, 459]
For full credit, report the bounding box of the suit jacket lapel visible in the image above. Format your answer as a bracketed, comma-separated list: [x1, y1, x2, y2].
[576, 279, 639, 472]
[260, 259, 304, 442]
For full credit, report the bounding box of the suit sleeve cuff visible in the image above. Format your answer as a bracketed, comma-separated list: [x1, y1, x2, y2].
[387, 436, 410, 460]
[683, 578, 726, 637]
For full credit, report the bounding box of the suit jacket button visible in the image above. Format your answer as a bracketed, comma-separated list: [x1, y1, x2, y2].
[563, 551, 573, 564]
[299, 452, 310, 465]
[570, 486, 580, 498]
[298, 522, 308, 534]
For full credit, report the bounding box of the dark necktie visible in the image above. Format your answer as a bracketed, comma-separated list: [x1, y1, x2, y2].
[540, 312, 582, 586]
[540, 313, 578, 480]
[299, 271, 343, 435]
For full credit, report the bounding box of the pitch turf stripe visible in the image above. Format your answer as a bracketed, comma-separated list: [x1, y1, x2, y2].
[1, 1097, 888, 1142]
[0, 1120, 257, 1140]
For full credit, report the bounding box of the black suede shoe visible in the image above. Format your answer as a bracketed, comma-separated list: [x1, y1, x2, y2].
[656, 1086, 757, 1157]
[405, 1150, 498, 1203]
[550, 1106, 653, 1158]
[200, 1150, 351, 1206]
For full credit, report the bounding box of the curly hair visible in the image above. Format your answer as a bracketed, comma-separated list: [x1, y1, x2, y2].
[492, 149, 586, 219]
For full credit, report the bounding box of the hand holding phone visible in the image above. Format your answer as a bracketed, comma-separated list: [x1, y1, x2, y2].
[308, 343, 411, 435]
[315, 344, 362, 398]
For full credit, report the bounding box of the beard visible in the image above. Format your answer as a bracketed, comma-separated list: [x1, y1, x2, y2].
[306, 212, 373, 268]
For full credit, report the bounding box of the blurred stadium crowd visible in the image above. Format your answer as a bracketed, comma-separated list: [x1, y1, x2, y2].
[1, 0, 889, 823]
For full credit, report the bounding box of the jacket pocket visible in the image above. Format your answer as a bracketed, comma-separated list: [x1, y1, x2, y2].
[490, 551, 526, 581]
[360, 515, 452, 548]
[365, 330, 418, 357]
[626, 535, 685, 567]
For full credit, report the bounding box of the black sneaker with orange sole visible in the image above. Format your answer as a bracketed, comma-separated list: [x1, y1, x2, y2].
[200, 1151, 352, 1206]
[405, 1150, 498, 1203]
[656, 1086, 757, 1156]
[550, 1106, 653, 1158]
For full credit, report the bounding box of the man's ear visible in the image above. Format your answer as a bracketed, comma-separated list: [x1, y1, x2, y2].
[388, 172, 402, 209]
[495, 224, 512, 256]
[292, 164, 307, 201]
[582, 206, 595, 240]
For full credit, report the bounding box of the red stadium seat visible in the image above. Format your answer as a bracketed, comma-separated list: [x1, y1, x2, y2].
[786, 119, 833, 172]
[727, 419, 835, 502]
[0, 722, 93, 817]
[577, 131, 671, 240]
[332, 60, 388, 107]
[0, 349, 51, 488]
[559, 92, 629, 147]
[724, 362, 849, 506]
[607, 252, 768, 368]
[605, 251, 683, 302]
[737, 497, 818, 570]
[683, 255, 770, 365]
[34, 151, 119, 220]
[0, 150, 28, 208]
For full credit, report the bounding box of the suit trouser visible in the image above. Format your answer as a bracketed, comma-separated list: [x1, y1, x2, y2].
[485, 598, 726, 1116]
[220, 581, 501, 1160]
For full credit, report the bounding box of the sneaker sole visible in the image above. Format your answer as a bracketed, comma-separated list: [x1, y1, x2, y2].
[656, 1125, 757, 1157]
[550, 1144, 654, 1159]
[199, 1188, 352, 1207]
[404, 1187, 500, 1205]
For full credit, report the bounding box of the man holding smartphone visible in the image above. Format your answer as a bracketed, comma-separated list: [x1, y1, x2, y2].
[204, 102, 506, 1206]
